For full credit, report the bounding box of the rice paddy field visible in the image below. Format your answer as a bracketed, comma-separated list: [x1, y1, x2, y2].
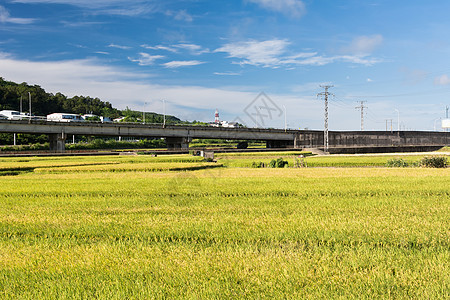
[0, 152, 449, 299]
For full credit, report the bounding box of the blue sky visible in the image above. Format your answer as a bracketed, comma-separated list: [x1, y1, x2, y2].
[1, 0, 450, 130]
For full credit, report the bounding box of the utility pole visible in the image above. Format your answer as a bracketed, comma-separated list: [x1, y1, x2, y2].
[28, 92, 31, 124]
[355, 101, 367, 131]
[317, 85, 333, 152]
[143, 102, 147, 124]
[162, 99, 166, 127]
[446, 105, 449, 132]
[394, 109, 400, 132]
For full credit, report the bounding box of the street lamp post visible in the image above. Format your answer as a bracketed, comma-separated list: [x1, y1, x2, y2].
[162, 100, 166, 127]
[28, 92, 31, 123]
[143, 102, 147, 124]
[282, 105, 287, 132]
[434, 117, 442, 131]
[394, 109, 400, 131]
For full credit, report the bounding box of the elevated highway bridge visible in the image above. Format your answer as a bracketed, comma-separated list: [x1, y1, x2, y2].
[0, 120, 448, 153]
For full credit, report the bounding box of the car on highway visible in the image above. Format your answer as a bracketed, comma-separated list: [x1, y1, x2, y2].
[47, 113, 84, 122]
[0, 110, 29, 120]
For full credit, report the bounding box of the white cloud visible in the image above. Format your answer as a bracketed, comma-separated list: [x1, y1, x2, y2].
[11, 0, 157, 16]
[174, 43, 209, 55]
[0, 55, 267, 123]
[141, 43, 209, 55]
[0, 56, 143, 85]
[247, 0, 306, 18]
[215, 39, 290, 67]
[165, 9, 193, 22]
[61, 20, 105, 27]
[128, 53, 165, 66]
[141, 44, 178, 53]
[216, 39, 382, 68]
[0, 5, 35, 24]
[344, 35, 383, 55]
[434, 74, 450, 85]
[108, 43, 132, 50]
[0, 55, 434, 130]
[162, 60, 205, 68]
[338, 55, 383, 66]
[214, 72, 241, 76]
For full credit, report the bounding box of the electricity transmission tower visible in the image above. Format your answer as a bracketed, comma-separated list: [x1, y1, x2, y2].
[317, 85, 334, 152]
[355, 101, 367, 131]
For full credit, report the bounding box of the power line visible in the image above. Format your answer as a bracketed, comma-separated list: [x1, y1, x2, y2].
[317, 85, 334, 152]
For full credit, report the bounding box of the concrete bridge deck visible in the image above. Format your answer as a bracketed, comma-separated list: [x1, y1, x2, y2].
[0, 120, 448, 152]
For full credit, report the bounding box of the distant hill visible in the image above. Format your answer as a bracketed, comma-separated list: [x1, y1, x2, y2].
[0, 77, 180, 123]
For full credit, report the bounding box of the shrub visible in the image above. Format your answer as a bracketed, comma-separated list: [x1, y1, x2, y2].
[251, 161, 264, 168]
[269, 158, 288, 168]
[237, 141, 248, 149]
[419, 156, 448, 168]
[386, 158, 409, 168]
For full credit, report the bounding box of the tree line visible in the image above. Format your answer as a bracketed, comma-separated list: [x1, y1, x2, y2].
[0, 77, 182, 145]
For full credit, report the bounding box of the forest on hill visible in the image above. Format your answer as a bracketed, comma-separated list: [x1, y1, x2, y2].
[0, 77, 119, 118]
[0, 77, 182, 145]
[0, 77, 181, 123]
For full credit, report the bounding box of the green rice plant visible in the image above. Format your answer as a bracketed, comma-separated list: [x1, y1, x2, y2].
[0, 155, 448, 298]
[34, 162, 223, 173]
[215, 151, 312, 158]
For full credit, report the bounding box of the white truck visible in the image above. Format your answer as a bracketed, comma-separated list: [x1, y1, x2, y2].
[47, 113, 84, 122]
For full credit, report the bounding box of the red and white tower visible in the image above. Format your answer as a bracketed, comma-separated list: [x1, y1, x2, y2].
[214, 109, 219, 124]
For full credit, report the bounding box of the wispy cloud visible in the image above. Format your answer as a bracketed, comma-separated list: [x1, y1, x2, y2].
[0, 5, 35, 24]
[434, 74, 450, 85]
[11, 0, 158, 16]
[162, 60, 205, 68]
[174, 43, 209, 55]
[215, 39, 290, 67]
[108, 43, 132, 50]
[0, 55, 424, 130]
[142, 43, 209, 55]
[129, 53, 165, 66]
[214, 71, 241, 76]
[216, 39, 383, 68]
[247, 0, 306, 18]
[61, 20, 105, 27]
[343, 35, 383, 55]
[0, 55, 144, 83]
[0, 55, 266, 122]
[141, 44, 178, 53]
[165, 9, 193, 22]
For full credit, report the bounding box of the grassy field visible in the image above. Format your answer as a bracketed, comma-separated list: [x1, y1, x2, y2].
[0, 153, 449, 299]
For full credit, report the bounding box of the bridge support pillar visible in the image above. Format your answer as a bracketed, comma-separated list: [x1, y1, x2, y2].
[49, 133, 66, 152]
[166, 137, 190, 150]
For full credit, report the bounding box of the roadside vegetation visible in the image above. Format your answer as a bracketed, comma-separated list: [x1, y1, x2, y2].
[0, 152, 448, 298]
[217, 152, 449, 168]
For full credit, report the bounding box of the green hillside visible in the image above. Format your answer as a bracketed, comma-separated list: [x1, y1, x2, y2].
[0, 78, 181, 145]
